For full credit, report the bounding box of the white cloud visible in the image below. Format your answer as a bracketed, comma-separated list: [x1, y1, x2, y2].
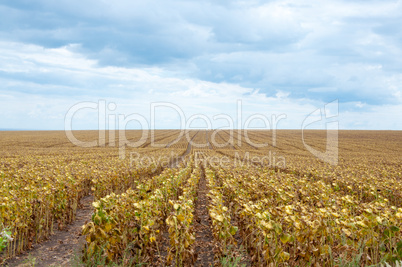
[0, 41, 327, 130]
[0, 1, 401, 130]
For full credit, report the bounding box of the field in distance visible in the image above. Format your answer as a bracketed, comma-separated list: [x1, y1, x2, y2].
[0, 130, 401, 266]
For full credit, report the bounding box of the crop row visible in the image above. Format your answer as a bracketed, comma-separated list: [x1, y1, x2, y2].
[214, 165, 402, 266]
[0, 149, 182, 261]
[166, 164, 201, 265]
[205, 167, 238, 259]
[82, 159, 194, 265]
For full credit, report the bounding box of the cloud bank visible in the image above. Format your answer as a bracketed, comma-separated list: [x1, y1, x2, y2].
[0, 0, 401, 130]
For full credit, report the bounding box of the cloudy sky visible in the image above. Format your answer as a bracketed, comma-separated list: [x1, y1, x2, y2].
[0, 0, 401, 130]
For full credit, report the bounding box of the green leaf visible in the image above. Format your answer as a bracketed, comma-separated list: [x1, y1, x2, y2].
[397, 240, 402, 250]
[87, 242, 96, 258]
[279, 251, 290, 261]
[229, 226, 238, 235]
[274, 223, 282, 235]
[280, 233, 293, 244]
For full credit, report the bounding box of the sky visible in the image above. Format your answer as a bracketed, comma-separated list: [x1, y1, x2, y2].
[0, 0, 401, 130]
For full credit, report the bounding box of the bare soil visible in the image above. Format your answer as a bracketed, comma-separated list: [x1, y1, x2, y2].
[4, 195, 94, 267]
[169, 131, 199, 168]
[193, 167, 215, 267]
[229, 213, 252, 266]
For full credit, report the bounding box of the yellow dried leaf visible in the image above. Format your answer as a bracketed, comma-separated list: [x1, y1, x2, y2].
[177, 214, 185, 222]
[87, 242, 96, 258]
[105, 222, 113, 232]
[216, 214, 224, 222]
[342, 228, 352, 237]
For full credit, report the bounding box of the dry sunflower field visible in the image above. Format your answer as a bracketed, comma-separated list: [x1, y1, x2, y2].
[0, 130, 401, 266]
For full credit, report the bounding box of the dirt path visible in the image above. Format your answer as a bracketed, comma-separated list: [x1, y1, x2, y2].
[5, 195, 94, 267]
[169, 131, 198, 168]
[193, 166, 215, 266]
[229, 212, 252, 266]
[205, 131, 213, 149]
[151, 224, 170, 266]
